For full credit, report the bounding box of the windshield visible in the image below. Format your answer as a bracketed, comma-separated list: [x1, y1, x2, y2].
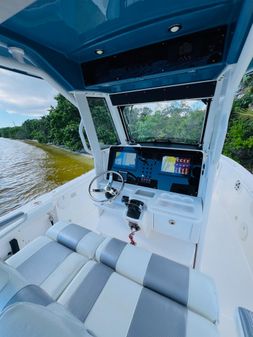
[120, 99, 208, 145]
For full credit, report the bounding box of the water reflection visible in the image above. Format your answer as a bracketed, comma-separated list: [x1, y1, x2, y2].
[0, 138, 93, 217]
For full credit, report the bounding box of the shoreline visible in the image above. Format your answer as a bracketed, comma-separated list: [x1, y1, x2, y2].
[0, 137, 92, 158]
[23, 139, 93, 159]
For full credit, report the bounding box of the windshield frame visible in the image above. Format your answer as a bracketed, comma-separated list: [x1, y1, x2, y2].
[118, 98, 211, 147]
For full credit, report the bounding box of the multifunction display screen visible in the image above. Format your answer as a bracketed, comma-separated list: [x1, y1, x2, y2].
[161, 156, 191, 175]
[114, 151, 136, 168]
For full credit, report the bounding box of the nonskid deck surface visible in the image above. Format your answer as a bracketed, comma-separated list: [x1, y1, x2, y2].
[1, 221, 218, 337]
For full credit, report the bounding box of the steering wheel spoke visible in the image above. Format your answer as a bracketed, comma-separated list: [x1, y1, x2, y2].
[108, 172, 113, 187]
[92, 188, 105, 193]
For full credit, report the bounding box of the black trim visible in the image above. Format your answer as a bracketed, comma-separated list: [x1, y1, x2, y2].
[110, 81, 216, 106]
[9, 239, 20, 255]
[82, 26, 226, 86]
[199, 99, 212, 146]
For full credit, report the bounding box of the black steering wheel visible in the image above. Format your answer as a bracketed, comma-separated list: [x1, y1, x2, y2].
[88, 170, 124, 203]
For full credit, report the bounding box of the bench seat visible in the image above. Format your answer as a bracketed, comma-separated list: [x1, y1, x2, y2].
[2, 221, 219, 337]
[6, 222, 105, 299]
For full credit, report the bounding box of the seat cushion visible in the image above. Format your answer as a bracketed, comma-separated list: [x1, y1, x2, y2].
[4, 222, 219, 337]
[58, 261, 219, 337]
[96, 237, 219, 323]
[6, 236, 87, 300]
[0, 262, 28, 311]
[6, 222, 105, 300]
[46, 221, 105, 258]
[0, 302, 93, 337]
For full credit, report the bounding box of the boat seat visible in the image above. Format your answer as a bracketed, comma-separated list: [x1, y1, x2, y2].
[0, 302, 93, 337]
[58, 260, 219, 337]
[6, 221, 105, 300]
[0, 261, 28, 311]
[46, 220, 105, 258]
[4, 222, 219, 336]
[95, 237, 218, 323]
[0, 260, 218, 337]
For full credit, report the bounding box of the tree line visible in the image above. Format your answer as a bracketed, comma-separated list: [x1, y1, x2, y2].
[0, 95, 83, 151]
[0, 74, 252, 171]
[223, 73, 253, 172]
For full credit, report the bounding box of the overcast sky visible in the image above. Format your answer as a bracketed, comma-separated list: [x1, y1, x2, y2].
[0, 68, 57, 128]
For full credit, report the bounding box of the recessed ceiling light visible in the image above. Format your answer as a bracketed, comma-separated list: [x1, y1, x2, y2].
[169, 24, 182, 33]
[95, 49, 104, 55]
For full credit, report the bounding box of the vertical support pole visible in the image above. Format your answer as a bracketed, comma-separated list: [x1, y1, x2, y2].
[78, 120, 92, 155]
[73, 91, 103, 175]
[104, 94, 127, 145]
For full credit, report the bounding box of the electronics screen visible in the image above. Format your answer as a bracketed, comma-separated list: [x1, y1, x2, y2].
[108, 146, 203, 196]
[161, 156, 191, 175]
[114, 151, 136, 168]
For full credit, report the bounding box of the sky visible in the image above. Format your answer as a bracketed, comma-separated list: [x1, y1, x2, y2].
[0, 68, 58, 128]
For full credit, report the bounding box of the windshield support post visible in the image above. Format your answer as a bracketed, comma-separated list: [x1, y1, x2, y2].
[82, 91, 127, 145]
[73, 91, 104, 175]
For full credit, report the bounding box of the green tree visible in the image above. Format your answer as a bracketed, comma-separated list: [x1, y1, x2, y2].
[223, 73, 253, 172]
[87, 97, 118, 146]
[0, 94, 83, 151]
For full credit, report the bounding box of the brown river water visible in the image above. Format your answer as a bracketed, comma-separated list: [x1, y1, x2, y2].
[0, 138, 93, 217]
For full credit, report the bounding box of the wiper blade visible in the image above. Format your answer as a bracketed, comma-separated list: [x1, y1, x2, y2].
[139, 138, 172, 143]
[153, 138, 172, 143]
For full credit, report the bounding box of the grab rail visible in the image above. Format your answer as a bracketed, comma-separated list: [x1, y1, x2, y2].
[0, 211, 27, 228]
[79, 120, 92, 155]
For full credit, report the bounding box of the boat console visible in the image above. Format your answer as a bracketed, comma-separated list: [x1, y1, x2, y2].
[90, 145, 204, 266]
[108, 146, 203, 196]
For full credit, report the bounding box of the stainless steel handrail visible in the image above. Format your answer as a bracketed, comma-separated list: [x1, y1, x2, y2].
[79, 120, 92, 155]
[0, 212, 27, 228]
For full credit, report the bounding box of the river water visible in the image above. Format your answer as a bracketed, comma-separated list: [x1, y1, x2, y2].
[0, 138, 93, 217]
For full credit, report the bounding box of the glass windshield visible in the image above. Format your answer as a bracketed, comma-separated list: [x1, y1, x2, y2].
[120, 99, 208, 145]
[87, 97, 119, 148]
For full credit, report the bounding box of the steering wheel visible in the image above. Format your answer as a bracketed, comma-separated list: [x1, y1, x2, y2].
[88, 170, 125, 203]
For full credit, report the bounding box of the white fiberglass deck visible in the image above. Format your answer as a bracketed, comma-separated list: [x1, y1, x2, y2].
[201, 156, 253, 337]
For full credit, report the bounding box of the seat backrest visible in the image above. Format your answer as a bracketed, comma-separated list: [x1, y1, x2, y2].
[96, 237, 219, 323]
[46, 221, 105, 259]
[0, 261, 27, 311]
[0, 302, 93, 337]
[0, 261, 53, 312]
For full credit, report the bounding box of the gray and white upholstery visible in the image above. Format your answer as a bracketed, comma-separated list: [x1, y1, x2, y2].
[96, 237, 219, 323]
[46, 221, 105, 259]
[0, 261, 53, 312]
[0, 302, 93, 337]
[238, 307, 253, 337]
[59, 260, 219, 337]
[6, 222, 105, 299]
[0, 261, 28, 311]
[3, 222, 219, 337]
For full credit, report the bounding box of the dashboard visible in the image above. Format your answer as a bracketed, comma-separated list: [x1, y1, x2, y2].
[108, 146, 203, 196]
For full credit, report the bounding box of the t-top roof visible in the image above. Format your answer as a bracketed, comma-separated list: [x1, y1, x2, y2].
[0, 0, 252, 93]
